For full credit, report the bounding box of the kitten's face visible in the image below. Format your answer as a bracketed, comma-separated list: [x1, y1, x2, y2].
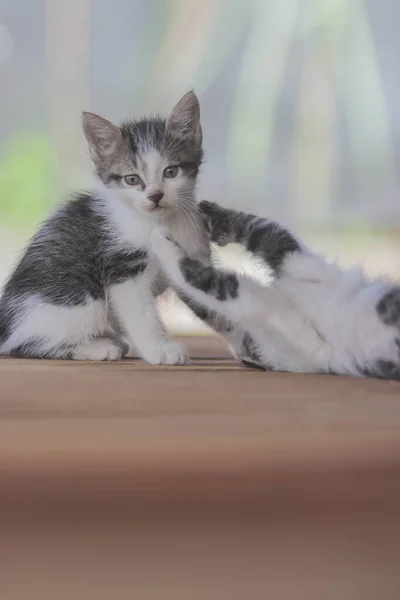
[83, 92, 203, 219]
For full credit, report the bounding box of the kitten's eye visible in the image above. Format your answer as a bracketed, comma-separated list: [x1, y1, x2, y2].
[163, 166, 179, 179]
[124, 174, 142, 186]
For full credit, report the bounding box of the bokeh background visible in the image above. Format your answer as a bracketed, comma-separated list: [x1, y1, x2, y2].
[1, 0, 400, 331]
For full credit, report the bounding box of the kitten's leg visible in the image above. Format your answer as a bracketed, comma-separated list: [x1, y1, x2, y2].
[151, 229, 330, 371]
[200, 200, 303, 274]
[151, 229, 275, 329]
[109, 276, 189, 365]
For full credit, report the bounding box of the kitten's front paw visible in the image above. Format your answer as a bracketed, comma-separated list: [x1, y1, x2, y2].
[160, 340, 190, 365]
[143, 340, 190, 365]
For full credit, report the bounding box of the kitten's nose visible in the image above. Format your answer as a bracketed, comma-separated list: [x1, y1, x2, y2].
[148, 190, 164, 206]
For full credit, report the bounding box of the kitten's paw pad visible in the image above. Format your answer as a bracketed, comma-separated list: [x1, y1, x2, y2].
[72, 339, 123, 361]
[158, 341, 190, 365]
[377, 287, 400, 326]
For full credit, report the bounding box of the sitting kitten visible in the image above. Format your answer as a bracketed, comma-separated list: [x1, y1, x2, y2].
[0, 92, 210, 362]
[150, 201, 400, 380]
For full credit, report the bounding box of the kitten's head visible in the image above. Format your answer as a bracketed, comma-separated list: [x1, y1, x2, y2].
[82, 91, 203, 219]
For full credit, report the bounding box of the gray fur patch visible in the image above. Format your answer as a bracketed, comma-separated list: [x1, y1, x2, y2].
[179, 257, 239, 301]
[376, 287, 400, 326]
[360, 359, 400, 381]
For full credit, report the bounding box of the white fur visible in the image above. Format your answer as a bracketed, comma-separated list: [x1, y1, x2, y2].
[151, 228, 399, 377]
[72, 338, 123, 361]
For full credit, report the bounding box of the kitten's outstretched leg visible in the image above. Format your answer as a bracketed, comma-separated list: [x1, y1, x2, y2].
[151, 228, 330, 372]
[151, 228, 275, 330]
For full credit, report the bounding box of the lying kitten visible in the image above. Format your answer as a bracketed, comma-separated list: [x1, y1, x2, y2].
[0, 92, 210, 362]
[150, 201, 400, 380]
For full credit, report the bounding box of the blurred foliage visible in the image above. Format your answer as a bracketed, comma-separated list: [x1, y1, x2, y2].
[0, 133, 56, 230]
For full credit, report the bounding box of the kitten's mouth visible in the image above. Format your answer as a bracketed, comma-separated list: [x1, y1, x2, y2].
[146, 203, 168, 214]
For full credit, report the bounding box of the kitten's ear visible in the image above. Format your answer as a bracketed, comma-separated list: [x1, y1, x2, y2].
[82, 112, 122, 164]
[166, 91, 202, 145]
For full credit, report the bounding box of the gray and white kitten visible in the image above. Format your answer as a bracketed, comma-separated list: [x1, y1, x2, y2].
[0, 92, 210, 362]
[151, 201, 400, 380]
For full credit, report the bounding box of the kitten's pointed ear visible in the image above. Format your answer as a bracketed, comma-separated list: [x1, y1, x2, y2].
[82, 112, 122, 164]
[166, 91, 202, 145]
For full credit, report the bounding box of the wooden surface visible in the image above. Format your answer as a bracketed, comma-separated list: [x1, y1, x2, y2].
[1, 336, 400, 600]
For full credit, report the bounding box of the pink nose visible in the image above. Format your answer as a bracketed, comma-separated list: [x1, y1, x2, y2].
[148, 190, 164, 206]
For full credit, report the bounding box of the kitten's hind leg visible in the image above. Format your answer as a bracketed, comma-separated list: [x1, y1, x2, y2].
[1, 296, 115, 360]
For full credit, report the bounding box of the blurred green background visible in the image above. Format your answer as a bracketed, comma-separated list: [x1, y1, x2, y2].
[0, 0, 400, 320]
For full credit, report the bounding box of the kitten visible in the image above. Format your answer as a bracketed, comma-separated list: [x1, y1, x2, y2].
[0, 92, 210, 363]
[150, 201, 400, 380]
